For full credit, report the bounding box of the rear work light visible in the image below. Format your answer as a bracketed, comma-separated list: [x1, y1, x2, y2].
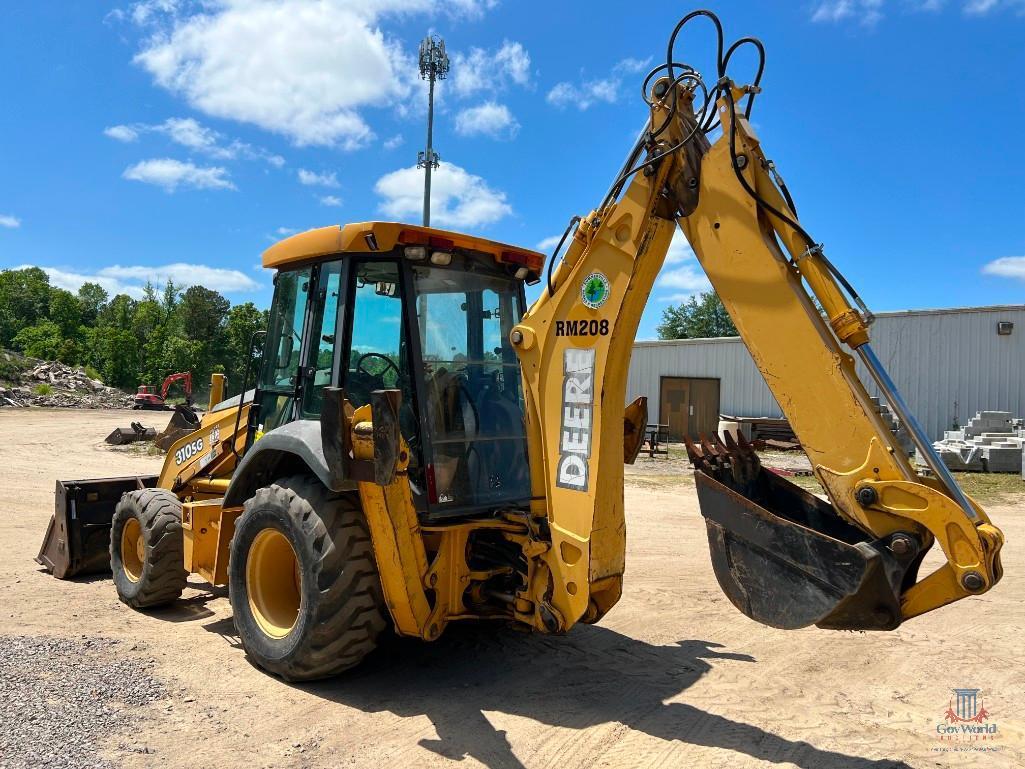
[430, 251, 453, 266]
[499, 249, 544, 273]
[404, 245, 427, 261]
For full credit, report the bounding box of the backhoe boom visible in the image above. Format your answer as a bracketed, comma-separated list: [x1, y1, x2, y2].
[511, 12, 1002, 633]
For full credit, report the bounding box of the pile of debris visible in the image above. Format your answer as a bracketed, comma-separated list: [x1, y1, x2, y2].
[719, 400, 913, 455]
[0, 361, 135, 409]
[922, 411, 1025, 474]
[718, 415, 800, 450]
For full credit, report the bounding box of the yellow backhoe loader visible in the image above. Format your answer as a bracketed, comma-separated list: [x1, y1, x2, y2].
[38, 10, 1003, 680]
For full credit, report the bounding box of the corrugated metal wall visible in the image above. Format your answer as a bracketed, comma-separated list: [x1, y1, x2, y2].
[628, 306, 1025, 440]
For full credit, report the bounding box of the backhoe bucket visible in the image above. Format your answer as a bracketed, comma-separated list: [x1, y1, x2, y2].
[154, 403, 201, 452]
[37, 476, 157, 579]
[686, 434, 918, 631]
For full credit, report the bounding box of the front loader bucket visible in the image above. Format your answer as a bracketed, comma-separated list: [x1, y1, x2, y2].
[687, 434, 919, 631]
[37, 476, 157, 579]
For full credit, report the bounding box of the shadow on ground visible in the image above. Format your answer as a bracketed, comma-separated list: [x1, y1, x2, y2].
[293, 623, 913, 769]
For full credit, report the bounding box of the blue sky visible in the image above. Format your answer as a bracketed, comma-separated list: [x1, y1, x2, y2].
[1, 0, 1023, 340]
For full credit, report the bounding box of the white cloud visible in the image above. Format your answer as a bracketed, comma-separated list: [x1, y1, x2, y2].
[982, 256, 1025, 280]
[104, 124, 140, 142]
[454, 102, 519, 139]
[0, 214, 20, 229]
[375, 162, 511, 229]
[963, 0, 1025, 12]
[613, 57, 651, 75]
[23, 262, 259, 298]
[536, 235, 562, 252]
[276, 226, 298, 236]
[130, 0, 187, 27]
[160, 116, 222, 153]
[127, 1, 500, 148]
[298, 169, 340, 187]
[320, 195, 343, 207]
[546, 57, 651, 111]
[383, 134, 405, 150]
[655, 230, 710, 300]
[810, 0, 1023, 23]
[666, 229, 697, 264]
[104, 117, 283, 165]
[451, 41, 532, 98]
[811, 0, 884, 25]
[122, 158, 235, 191]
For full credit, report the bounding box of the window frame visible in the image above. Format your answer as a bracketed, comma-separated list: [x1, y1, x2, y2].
[403, 258, 531, 520]
[299, 258, 346, 418]
[255, 264, 315, 431]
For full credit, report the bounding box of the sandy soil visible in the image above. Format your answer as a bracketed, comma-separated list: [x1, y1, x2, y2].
[1, 409, 1022, 769]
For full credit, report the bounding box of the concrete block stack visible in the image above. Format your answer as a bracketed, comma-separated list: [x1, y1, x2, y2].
[919, 411, 1025, 474]
[869, 397, 915, 458]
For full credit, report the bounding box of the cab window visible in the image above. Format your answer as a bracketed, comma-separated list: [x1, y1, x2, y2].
[344, 260, 423, 489]
[257, 267, 311, 431]
[413, 262, 529, 509]
[302, 261, 342, 417]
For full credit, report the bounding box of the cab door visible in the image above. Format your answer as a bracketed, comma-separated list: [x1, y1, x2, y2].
[301, 260, 344, 417]
[255, 266, 313, 434]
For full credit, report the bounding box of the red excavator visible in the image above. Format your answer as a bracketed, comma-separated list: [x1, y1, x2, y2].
[133, 372, 193, 410]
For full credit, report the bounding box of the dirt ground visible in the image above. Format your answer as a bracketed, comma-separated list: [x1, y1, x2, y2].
[1, 409, 1022, 769]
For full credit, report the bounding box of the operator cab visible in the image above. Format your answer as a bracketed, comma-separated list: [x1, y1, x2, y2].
[252, 222, 543, 521]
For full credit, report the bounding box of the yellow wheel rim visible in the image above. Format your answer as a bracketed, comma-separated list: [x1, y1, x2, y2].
[246, 528, 301, 639]
[121, 517, 144, 583]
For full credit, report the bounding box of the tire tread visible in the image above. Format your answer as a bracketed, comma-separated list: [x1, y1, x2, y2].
[232, 475, 388, 681]
[111, 488, 188, 609]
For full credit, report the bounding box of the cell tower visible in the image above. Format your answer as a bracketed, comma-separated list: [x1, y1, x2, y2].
[417, 34, 449, 227]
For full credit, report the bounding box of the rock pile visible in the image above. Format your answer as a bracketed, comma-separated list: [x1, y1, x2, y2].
[0, 361, 135, 409]
[920, 410, 1025, 474]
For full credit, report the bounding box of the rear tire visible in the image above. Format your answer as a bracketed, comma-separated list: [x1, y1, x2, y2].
[110, 489, 188, 608]
[229, 475, 388, 681]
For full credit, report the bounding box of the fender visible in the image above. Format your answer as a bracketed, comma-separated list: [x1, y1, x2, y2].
[222, 419, 356, 508]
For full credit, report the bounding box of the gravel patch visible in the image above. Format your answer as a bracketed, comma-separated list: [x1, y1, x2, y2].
[0, 635, 167, 769]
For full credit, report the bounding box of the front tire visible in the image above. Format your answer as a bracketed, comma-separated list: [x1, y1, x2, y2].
[110, 488, 188, 608]
[228, 475, 388, 681]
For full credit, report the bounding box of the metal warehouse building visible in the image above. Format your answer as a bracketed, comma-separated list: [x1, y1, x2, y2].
[627, 305, 1025, 442]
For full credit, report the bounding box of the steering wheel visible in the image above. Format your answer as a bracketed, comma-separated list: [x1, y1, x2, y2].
[355, 352, 400, 383]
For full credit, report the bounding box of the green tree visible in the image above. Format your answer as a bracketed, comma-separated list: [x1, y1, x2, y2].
[84, 326, 139, 388]
[98, 294, 137, 330]
[222, 302, 266, 394]
[179, 285, 230, 384]
[132, 280, 182, 385]
[657, 291, 738, 339]
[12, 321, 64, 360]
[1, 264, 266, 395]
[0, 267, 52, 346]
[77, 282, 109, 325]
[48, 288, 83, 339]
[180, 285, 230, 341]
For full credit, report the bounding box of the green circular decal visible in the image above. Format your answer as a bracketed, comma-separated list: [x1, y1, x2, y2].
[581, 272, 610, 309]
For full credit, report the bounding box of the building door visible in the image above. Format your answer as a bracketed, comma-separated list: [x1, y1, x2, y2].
[659, 377, 720, 441]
